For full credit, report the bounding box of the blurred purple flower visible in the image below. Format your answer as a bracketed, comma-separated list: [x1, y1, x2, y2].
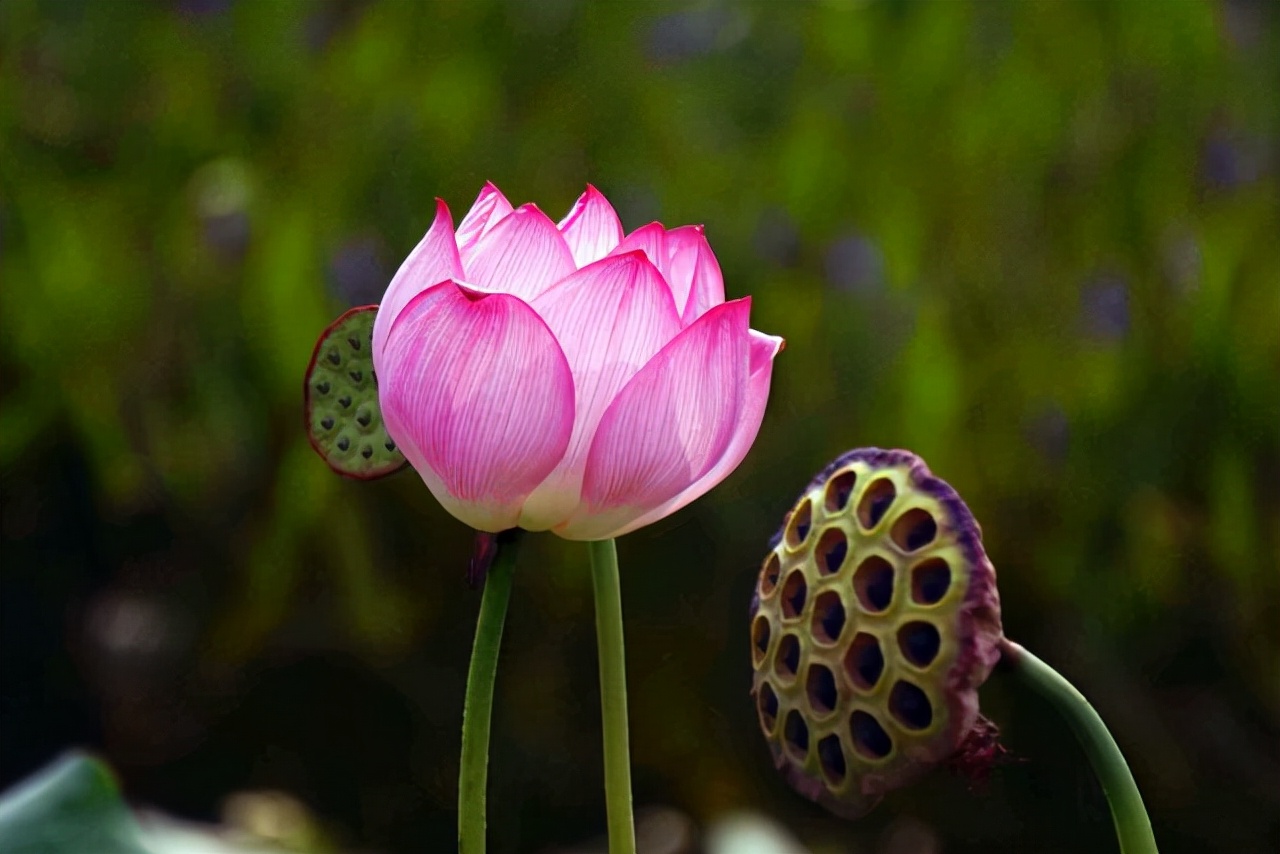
[201, 211, 250, 261]
[1201, 131, 1267, 190]
[1080, 275, 1130, 341]
[328, 235, 390, 307]
[1222, 0, 1266, 50]
[645, 7, 750, 64]
[191, 159, 252, 261]
[824, 232, 885, 294]
[303, 0, 369, 53]
[173, 0, 234, 20]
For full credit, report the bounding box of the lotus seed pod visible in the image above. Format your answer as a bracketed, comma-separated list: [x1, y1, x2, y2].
[749, 448, 1003, 818]
[304, 305, 408, 480]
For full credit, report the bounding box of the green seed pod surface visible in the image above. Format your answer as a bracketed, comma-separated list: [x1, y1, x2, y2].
[750, 448, 1002, 818]
[304, 305, 407, 480]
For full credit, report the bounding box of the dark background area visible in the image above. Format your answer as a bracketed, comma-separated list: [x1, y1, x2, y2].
[1, 1, 1278, 852]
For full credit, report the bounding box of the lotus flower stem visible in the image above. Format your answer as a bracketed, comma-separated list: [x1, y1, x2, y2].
[1000, 639, 1158, 854]
[588, 538, 637, 854]
[458, 537, 519, 854]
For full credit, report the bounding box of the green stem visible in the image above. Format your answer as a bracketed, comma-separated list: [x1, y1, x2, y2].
[588, 538, 637, 854]
[1000, 638, 1158, 854]
[458, 536, 519, 854]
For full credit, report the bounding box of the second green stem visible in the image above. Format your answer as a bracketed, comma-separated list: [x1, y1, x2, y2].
[588, 538, 637, 854]
[1000, 638, 1158, 854]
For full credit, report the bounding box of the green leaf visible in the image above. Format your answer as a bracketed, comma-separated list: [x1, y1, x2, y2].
[0, 752, 152, 854]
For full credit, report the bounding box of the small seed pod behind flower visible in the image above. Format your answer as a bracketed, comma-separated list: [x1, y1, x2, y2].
[750, 448, 1003, 818]
[304, 305, 408, 480]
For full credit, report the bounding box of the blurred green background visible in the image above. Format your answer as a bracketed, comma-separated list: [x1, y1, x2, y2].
[1, 1, 1278, 852]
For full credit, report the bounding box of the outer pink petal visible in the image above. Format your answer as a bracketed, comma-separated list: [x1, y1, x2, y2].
[664, 225, 726, 324]
[609, 222, 667, 269]
[559, 298, 755, 540]
[519, 252, 682, 529]
[455, 182, 514, 259]
[379, 281, 574, 532]
[612, 329, 783, 536]
[558, 185, 625, 267]
[372, 200, 463, 366]
[463, 203, 577, 301]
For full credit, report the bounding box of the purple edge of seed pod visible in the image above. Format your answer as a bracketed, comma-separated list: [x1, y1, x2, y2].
[755, 448, 1004, 815]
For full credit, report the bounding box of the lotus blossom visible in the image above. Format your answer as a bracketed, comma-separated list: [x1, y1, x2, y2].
[371, 183, 783, 540]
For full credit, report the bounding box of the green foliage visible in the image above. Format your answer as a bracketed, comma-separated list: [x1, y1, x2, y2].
[0, 1, 1277, 852]
[0, 753, 150, 854]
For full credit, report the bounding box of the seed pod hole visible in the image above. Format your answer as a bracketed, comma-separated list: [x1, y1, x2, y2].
[897, 621, 941, 668]
[785, 498, 813, 548]
[857, 477, 896, 530]
[844, 632, 884, 691]
[888, 680, 933, 730]
[811, 591, 846, 645]
[911, 557, 952, 605]
[850, 710, 892, 760]
[824, 469, 856, 513]
[757, 681, 779, 733]
[751, 615, 772, 665]
[806, 663, 838, 717]
[891, 507, 937, 552]
[760, 552, 781, 596]
[784, 709, 810, 759]
[775, 634, 801, 681]
[817, 734, 847, 785]
[815, 527, 848, 576]
[781, 570, 808, 619]
[853, 555, 894, 613]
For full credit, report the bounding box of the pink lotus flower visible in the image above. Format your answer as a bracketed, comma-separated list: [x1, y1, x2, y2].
[372, 183, 783, 540]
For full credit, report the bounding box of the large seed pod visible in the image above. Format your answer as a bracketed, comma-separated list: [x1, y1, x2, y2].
[304, 305, 407, 480]
[749, 448, 1003, 818]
